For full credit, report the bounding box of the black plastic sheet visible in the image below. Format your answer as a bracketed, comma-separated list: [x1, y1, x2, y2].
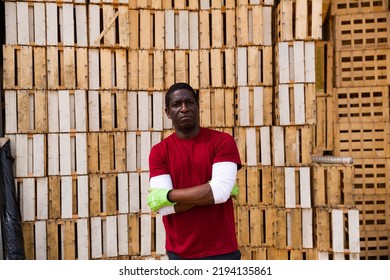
[0, 138, 25, 259]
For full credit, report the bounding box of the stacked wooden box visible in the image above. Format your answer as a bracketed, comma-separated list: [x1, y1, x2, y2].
[3, 0, 170, 260]
[272, 0, 360, 260]
[331, 0, 390, 259]
[0, 0, 367, 260]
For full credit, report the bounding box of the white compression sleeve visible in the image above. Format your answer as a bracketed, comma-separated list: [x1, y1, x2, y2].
[208, 162, 237, 204]
[149, 174, 175, 216]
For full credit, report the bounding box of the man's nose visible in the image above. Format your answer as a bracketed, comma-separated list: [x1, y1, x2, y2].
[180, 103, 189, 112]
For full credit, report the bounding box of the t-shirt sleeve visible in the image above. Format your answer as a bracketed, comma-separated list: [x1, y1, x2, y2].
[149, 144, 170, 178]
[213, 133, 242, 170]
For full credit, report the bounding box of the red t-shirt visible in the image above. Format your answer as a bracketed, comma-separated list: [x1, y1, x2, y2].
[149, 127, 242, 258]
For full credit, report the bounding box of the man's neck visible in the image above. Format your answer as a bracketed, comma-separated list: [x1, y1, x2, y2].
[175, 126, 201, 140]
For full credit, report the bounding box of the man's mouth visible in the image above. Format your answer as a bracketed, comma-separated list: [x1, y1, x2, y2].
[180, 116, 193, 121]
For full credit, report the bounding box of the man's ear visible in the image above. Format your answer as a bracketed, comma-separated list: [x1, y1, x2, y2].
[165, 108, 171, 119]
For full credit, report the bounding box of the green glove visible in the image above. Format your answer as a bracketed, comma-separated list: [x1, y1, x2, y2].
[147, 188, 176, 212]
[231, 183, 239, 199]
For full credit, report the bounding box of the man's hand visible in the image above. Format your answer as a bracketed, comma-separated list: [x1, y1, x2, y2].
[230, 183, 239, 199]
[147, 188, 176, 212]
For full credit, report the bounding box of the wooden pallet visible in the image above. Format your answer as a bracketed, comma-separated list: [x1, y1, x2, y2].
[334, 122, 390, 159]
[199, 8, 236, 48]
[359, 229, 390, 260]
[334, 86, 390, 124]
[274, 83, 316, 126]
[334, 12, 390, 51]
[335, 49, 390, 87]
[235, 127, 272, 167]
[235, 125, 312, 169]
[276, 41, 316, 84]
[199, 88, 235, 127]
[352, 158, 390, 196]
[235, 87, 273, 127]
[236, 4, 272, 46]
[199, 49, 236, 88]
[315, 208, 360, 259]
[331, 0, 389, 15]
[236, 166, 273, 206]
[275, 0, 325, 41]
[237, 46, 273, 87]
[272, 166, 313, 208]
[312, 163, 355, 208]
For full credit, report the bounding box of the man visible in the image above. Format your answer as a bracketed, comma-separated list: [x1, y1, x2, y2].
[147, 82, 242, 260]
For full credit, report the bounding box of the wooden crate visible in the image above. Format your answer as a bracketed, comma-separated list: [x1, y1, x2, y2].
[89, 214, 162, 259]
[235, 206, 274, 248]
[234, 127, 272, 167]
[199, 88, 235, 128]
[46, 175, 89, 219]
[88, 48, 128, 90]
[126, 91, 166, 132]
[334, 12, 390, 51]
[47, 47, 73, 89]
[47, 133, 88, 176]
[236, 5, 272, 46]
[48, 90, 88, 133]
[87, 90, 127, 132]
[355, 192, 390, 259]
[199, 49, 235, 88]
[237, 46, 273, 87]
[272, 167, 312, 209]
[235, 166, 273, 206]
[274, 83, 316, 126]
[4, 90, 47, 134]
[275, 0, 325, 41]
[126, 132, 162, 172]
[22, 218, 90, 260]
[331, 0, 389, 15]
[164, 9, 199, 50]
[264, 208, 314, 250]
[334, 86, 390, 123]
[163, 50, 199, 89]
[3, 46, 46, 90]
[88, 3, 130, 48]
[355, 193, 390, 232]
[315, 208, 360, 259]
[87, 132, 126, 174]
[271, 126, 313, 167]
[235, 87, 273, 127]
[353, 158, 390, 196]
[334, 122, 390, 159]
[335, 49, 390, 88]
[359, 229, 390, 260]
[276, 41, 316, 84]
[3, 2, 89, 47]
[312, 163, 355, 208]
[199, 8, 236, 48]
[128, 9, 165, 50]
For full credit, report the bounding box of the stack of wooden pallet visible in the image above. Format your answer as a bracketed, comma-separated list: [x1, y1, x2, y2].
[0, 0, 366, 260]
[331, 0, 390, 259]
[272, 0, 360, 260]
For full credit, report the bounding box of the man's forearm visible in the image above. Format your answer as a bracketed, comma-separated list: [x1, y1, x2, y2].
[168, 183, 215, 206]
